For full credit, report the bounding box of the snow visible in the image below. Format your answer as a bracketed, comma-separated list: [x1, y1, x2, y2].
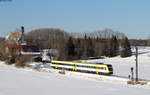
[0, 62, 150, 95]
[83, 46, 150, 80]
[0, 46, 150, 95]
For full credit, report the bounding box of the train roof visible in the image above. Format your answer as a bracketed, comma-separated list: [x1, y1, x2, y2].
[73, 61, 104, 64]
[51, 60, 106, 66]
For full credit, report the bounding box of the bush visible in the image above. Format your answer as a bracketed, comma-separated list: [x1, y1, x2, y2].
[0, 48, 8, 61]
[15, 56, 31, 67]
[5, 56, 16, 65]
[0, 50, 16, 65]
[3, 51, 18, 65]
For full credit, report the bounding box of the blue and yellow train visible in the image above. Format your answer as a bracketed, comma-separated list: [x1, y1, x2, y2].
[50, 60, 113, 75]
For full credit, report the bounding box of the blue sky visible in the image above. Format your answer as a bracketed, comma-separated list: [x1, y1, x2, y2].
[0, 0, 150, 39]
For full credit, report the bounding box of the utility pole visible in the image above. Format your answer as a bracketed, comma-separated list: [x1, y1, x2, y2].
[135, 46, 138, 82]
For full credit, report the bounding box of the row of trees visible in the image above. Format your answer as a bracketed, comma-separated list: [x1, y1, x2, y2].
[66, 36, 131, 60]
[25, 28, 132, 60]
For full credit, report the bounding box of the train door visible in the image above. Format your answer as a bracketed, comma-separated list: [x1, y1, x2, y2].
[96, 65, 99, 74]
[73, 64, 77, 71]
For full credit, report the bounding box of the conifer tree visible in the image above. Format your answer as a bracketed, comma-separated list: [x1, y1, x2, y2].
[76, 38, 82, 59]
[109, 36, 119, 57]
[86, 37, 95, 57]
[120, 37, 132, 57]
[82, 34, 88, 58]
[66, 37, 75, 60]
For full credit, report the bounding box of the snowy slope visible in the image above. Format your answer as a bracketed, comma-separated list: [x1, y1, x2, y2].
[0, 61, 150, 95]
[82, 46, 150, 80]
[0, 46, 150, 95]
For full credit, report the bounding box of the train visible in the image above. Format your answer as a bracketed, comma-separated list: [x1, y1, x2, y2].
[50, 60, 113, 75]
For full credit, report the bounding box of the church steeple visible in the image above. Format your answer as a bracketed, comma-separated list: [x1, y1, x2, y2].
[19, 26, 26, 44]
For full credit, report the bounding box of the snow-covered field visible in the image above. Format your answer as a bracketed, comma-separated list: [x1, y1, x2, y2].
[84, 46, 150, 80]
[0, 46, 150, 95]
[1, 62, 150, 95]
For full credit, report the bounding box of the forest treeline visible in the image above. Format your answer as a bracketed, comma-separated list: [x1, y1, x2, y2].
[1, 28, 150, 67]
[129, 39, 150, 46]
[1, 28, 149, 60]
[24, 28, 132, 60]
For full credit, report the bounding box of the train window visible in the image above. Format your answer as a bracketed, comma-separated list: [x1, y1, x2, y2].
[91, 66, 96, 68]
[98, 67, 106, 70]
[77, 65, 96, 68]
[104, 67, 106, 70]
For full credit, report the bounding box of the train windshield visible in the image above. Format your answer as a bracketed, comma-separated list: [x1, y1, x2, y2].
[107, 64, 113, 71]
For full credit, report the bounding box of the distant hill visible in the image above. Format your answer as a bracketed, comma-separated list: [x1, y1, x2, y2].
[129, 39, 149, 46]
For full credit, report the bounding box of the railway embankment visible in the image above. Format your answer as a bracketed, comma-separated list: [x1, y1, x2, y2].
[24, 63, 150, 87]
